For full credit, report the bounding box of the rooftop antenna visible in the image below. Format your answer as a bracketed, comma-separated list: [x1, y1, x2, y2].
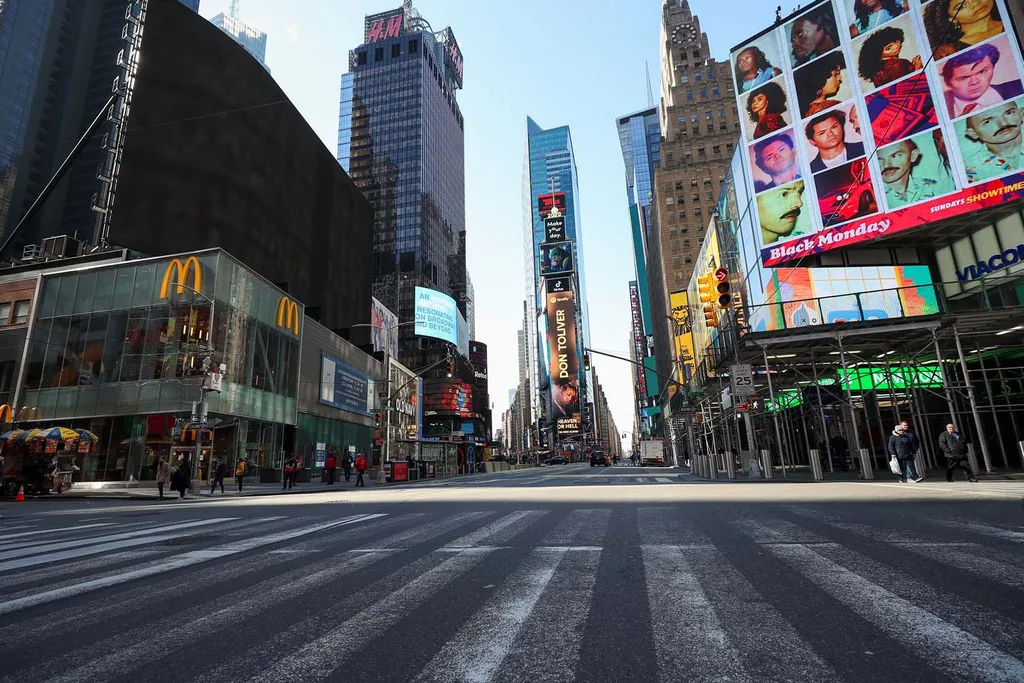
[229, 0, 239, 19]
[645, 61, 654, 108]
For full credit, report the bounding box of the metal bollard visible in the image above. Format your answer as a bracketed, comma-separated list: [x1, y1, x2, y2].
[726, 449, 737, 480]
[967, 444, 981, 478]
[858, 448, 874, 480]
[914, 450, 926, 481]
[708, 452, 718, 479]
[809, 448, 823, 480]
[760, 449, 774, 479]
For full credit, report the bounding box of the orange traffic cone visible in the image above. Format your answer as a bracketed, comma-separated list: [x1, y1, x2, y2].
[15, 485, 25, 502]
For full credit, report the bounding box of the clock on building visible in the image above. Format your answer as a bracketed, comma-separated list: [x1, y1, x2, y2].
[671, 23, 698, 45]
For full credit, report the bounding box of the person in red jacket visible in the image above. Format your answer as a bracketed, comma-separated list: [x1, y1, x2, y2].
[354, 453, 368, 488]
[324, 452, 338, 485]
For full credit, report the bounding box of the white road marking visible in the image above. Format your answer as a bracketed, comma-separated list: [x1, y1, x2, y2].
[248, 547, 493, 683]
[358, 511, 488, 550]
[442, 510, 546, 548]
[655, 477, 672, 483]
[926, 518, 1024, 544]
[0, 522, 118, 543]
[642, 544, 752, 682]
[0, 514, 385, 616]
[542, 508, 609, 546]
[891, 543, 1024, 588]
[770, 543, 1024, 683]
[414, 548, 568, 683]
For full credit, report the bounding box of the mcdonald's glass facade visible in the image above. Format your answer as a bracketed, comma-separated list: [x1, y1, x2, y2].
[16, 249, 303, 483]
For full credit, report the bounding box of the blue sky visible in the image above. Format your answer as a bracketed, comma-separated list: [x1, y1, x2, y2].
[198, 0, 782, 437]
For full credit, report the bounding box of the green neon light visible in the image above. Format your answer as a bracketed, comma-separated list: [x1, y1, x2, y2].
[837, 365, 943, 391]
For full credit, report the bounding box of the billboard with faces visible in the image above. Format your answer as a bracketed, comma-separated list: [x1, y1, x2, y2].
[731, 0, 1024, 268]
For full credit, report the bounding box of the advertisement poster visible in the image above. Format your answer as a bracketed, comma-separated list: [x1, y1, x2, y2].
[370, 297, 399, 358]
[545, 289, 581, 435]
[537, 192, 567, 216]
[414, 286, 458, 345]
[421, 378, 476, 418]
[730, 0, 1024, 267]
[544, 214, 567, 242]
[669, 291, 696, 383]
[319, 354, 373, 415]
[629, 282, 648, 401]
[539, 241, 574, 276]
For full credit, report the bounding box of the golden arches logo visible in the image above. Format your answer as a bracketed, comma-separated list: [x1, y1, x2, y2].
[159, 256, 202, 299]
[0, 404, 11, 424]
[276, 297, 300, 335]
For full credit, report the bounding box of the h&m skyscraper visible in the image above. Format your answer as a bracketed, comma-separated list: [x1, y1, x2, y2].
[522, 118, 594, 446]
[338, 2, 466, 367]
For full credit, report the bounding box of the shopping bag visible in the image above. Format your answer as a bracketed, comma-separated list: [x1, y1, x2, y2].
[888, 456, 901, 475]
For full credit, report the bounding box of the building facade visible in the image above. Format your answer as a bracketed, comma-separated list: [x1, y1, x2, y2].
[522, 119, 594, 446]
[338, 4, 467, 372]
[209, 11, 269, 71]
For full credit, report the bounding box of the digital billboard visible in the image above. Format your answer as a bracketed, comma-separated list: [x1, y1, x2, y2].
[414, 287, 458, 346]
[545, 289, 581, 435]
[544, 214, 567, 242]
[320, 354, 374, 415]
[730, 0, 1024, 268]
[628, 282, 648, 401]
[370, 297, 399, 358]
[546, 276, 573, 294]
[537, 192, 567, 216]
[539, 241, 574, 276]
[422, 378, 476, 418]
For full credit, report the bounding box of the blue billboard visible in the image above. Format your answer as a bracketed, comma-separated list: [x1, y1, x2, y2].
[414, 286, 458, 345]
[319, 354, 373, 415]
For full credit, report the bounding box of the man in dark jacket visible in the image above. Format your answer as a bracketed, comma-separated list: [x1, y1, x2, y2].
[937, 423, 977, 482]
[888, 425, 922, 483]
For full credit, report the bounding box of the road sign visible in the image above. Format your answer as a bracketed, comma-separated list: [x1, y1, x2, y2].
[737, 403, 750, 412]
[714, 267, 728, 282]
[730, 364, 755, 397]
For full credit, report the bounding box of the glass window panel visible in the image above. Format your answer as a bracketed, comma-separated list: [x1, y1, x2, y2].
[73, 271, 97, 314]
[41, 317, 69, 389]
[23, 319, 51, 392]
[93, 269, 115, 312]
[112, 268, 135, 309]
[75, 385, 99, 417]
[62, 315, 90, 387]
[137, 381, 161, 412]
[132, 264, 157, 307]
[95, 385, 119, 415]
[54, 387, 78, 418]
[101, 312, 128, 384]
[53, 275, 77, 317]
[215, 255, 235, 304]
[120, 355, 143, 383]
[40, 277, 59, 319]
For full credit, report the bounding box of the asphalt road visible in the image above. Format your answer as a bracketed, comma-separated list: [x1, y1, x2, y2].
[1, 463, 1023, 683]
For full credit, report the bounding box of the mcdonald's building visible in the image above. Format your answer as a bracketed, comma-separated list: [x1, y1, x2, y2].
[0, 246, 386, 486]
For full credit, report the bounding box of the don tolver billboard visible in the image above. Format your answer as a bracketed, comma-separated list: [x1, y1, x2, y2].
[545, 289, 581, 435]
[414, 286, 458, 346]
[731, 0, 1024, 268]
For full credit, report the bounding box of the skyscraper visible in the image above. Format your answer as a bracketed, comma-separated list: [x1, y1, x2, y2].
[617, 107, 668, 427]
[523, 118, 593, 444]
[339, 3, 466, 370]
[654, 0, 740, 293]
[209, 11, 268, 72]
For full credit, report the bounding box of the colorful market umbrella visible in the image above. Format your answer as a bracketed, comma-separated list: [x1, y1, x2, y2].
[16, 429, 43, 444]
[0, 430, 24, 443]
[35, 427, 80, 442]
[75, 429, 99, 441]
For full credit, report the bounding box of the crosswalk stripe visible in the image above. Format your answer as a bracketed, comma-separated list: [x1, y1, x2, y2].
[768, 543, 1024, 683]
[0, 522, 119, 542]
[655, 477, 672, 483]
[443, 510, 546, 548]
[358, 511, 490, 550]
[890, 543, 1024, 589]
[248, 547, 495, 683]
[926, 518, 1024, 543]
[0, 514, 385, 617]
[413, 547, 569, 682]
[0, 518, 238, 562]
[643, 544, 753, 682]
[542, 508, 610, 547]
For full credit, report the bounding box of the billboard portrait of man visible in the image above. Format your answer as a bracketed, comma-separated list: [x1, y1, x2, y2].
[540, 242, 573, 275]
[865, 74, 938, 145]
[751, 132, 802, 192]
[815, 158, 878, 227]
[940, 37, 1024, 119]
[806, 109, 866, 173]
[877, 130, 957, 209]
[756, 179, 813, 245]
[794, 50, 852, 118]
[787, 4, 840, 68]
[957, 97, 1024, 184]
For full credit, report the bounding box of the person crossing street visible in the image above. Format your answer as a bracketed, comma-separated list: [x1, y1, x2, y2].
[937, 423, 978, 482]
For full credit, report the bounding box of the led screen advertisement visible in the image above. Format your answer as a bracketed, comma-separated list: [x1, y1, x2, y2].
[320, 354, 374, 415]
[370, 297, 399, 358]
[537, 192, 567, 216]
[629, 282, 648, 401]
[414, 286, 458, 345]
[539, 241, 574, 276]
[545, 289, 582, 435]
[731, 0, 1024, 268]
[544, 214, 567, 242]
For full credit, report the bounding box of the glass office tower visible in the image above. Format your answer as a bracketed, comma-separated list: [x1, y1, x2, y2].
[522, 118, 594, 443]
[338, 5, 466, 368]
[616, 107, 664, 423]
[209, 12, 269, 72]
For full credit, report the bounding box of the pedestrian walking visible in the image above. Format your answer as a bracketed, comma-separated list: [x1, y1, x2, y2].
[284, 454, 302, 489]
[342, 452, 353, 483]
[210, 457, 226, 494]
[887, 424, 922, 483]
[938, 423, 978, 482]
[324, 452, 338, 485]
[155, 455, 171, 500]
[354, 453, 367, 487]
[235, 456, 247, 492]
[830, 433, 850, 471]
[172, 455, 191, 498]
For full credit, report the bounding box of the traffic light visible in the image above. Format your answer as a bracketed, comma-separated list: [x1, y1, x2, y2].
[374, 412, 382, 429]
[698, 271, 718, 328]
[583, 353, 591, 371]
[715, 269, 732, 309]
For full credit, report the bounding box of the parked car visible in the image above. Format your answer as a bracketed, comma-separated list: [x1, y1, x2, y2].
[542, 455, 569, 466]
[589, 451, 611, 467]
